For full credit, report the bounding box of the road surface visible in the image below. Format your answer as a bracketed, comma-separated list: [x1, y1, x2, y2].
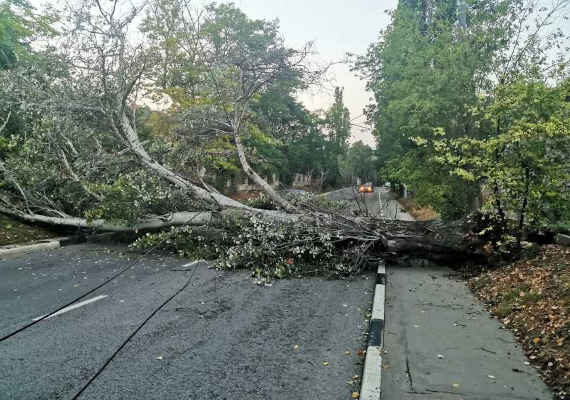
[0, 244, 374, 399]
[1, 188, 550, 400]
[322, 186, 413, 221]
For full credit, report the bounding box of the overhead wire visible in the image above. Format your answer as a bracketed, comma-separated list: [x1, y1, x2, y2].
[69, 260, 201, 400]
[0, 245, 155, 342]
[0, 211, 209, 343]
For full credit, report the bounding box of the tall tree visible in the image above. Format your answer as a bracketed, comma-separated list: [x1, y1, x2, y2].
[338, 141, 376, 185]
[356, 0, 569, 221]
[324, 87, 351, 185]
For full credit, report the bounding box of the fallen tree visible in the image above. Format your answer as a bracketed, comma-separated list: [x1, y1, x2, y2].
[0, 0, 550, 275]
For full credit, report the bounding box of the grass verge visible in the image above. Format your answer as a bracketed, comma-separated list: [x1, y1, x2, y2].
[469, 244, 569, 400]
[397, 197, 439, 221]
[0, 214, 58, 246]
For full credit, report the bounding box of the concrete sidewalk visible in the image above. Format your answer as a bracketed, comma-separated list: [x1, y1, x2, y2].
[381, 264, 551, 400]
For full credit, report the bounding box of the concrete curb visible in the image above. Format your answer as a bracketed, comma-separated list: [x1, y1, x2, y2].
[360, 261, 386, 400]
[0, 235, 85, 258]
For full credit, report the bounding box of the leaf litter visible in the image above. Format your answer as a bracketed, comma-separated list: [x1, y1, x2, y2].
[469, 244, 569, 399]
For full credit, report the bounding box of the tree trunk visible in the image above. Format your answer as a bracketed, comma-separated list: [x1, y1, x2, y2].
[118, 112, 256, 211]
[232, 120, 295, 212]
[368, 218, 488, 263]
[0, 206, 303, 232]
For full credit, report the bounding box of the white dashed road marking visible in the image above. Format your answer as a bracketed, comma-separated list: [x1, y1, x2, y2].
[32, 295, 108, 321]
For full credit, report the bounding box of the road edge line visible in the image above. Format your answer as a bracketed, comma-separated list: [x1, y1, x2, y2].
[360, 261, 386, 400]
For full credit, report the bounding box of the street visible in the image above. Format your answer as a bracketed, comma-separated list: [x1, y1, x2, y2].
[0, 244, 374, 399]
[322, 186, 413, 221]
[0, 188, 553, 400]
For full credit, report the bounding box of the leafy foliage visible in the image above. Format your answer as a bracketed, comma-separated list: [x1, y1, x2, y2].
[133, 214, 368, 280]
[339, 141, 376, 185]
[433, 80, 570, 237]
[356, 0, 570, 238]
[0, 0, 57, 69]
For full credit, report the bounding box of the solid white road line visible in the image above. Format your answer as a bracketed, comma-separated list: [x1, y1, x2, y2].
[32, 295, 108, 321]
[371, 284, 385, 321]
[361, 346, 382, 400]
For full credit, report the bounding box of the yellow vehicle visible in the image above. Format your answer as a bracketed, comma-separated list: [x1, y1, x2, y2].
[358, 183, 374, 193]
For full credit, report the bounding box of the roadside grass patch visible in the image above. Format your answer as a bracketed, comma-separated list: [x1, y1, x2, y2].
[0, 215, 58, 246]
[469, 245, 570, 399]
[397, 197, 439, 221]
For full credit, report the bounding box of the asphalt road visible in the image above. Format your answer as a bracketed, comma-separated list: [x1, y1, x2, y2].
[322, 186, 413, 220]
[0, 244, 375, 400]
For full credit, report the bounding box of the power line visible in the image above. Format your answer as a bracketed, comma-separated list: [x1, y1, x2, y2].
[0, 249, 150, 343]
[70, 261, 201, 400]
[1, 213, 209, 342]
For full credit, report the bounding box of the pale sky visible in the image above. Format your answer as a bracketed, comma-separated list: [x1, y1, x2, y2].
[32, 0, 397, 147]
[219, 0, 400, 147]
[33, 0, 568, 148]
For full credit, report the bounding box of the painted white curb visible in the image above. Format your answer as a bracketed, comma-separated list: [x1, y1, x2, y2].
[360, 261, 386, 400]
[361, 346, 382, 400]
[371, 284, 385, 321]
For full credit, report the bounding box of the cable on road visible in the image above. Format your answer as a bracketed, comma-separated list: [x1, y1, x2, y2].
[69, 261, 201, 400]
[0, 212, 210, 343]
[0, 247, 154, 343]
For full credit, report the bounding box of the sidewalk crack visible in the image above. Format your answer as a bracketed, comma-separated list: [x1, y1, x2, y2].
[405, 355, 415, 393]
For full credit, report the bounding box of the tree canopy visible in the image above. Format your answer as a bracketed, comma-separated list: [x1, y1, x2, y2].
[355, 0, 569, 236]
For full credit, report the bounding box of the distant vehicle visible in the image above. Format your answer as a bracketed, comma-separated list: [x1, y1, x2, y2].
[358, 182, 374, 193]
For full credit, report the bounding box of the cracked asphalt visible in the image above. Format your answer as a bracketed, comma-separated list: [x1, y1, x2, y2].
[0, 244, 375, 399]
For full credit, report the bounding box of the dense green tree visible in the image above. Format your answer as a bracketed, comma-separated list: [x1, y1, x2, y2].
[0, 0, 57, 69]
[356, 0, 569, 221]
[0, 0, 31, 68]
[432, 79, 570, 241]
[339, 141, 376, 185]
[324, 87, 351, 185]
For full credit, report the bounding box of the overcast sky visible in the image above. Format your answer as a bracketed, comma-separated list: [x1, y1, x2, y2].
[34, 0, 568, 148]
[216, 0, 401, 147]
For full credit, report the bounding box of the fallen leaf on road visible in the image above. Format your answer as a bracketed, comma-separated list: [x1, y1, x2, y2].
[322, 361, 329, 366]
[437, 354, 444, 359]
[351, 392, 360, 399]
[345, 350, 351, 355]
[488, 375, 496, 379]
[293, 345, 299, 350]
[452, 383, 460, 388]
[156, 355, 163, 360]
